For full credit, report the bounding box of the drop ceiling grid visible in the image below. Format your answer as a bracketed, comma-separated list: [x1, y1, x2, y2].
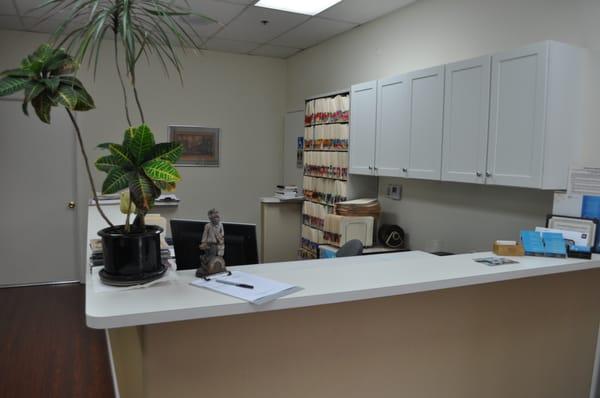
[0, 0, 417, 59]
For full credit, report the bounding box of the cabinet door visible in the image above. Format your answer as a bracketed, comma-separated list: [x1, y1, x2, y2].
[405, 66, 445, 180]
[442, 56, 491, 184]
[487, 42, 548, 188]
[349, 81, 377, 175]
[375, 74, 410, 177]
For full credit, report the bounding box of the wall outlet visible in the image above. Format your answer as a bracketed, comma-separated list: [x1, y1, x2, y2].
[386, 184, 402, 200]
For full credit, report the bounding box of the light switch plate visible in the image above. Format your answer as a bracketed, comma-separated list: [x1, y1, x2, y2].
[386, 184, 402, 200]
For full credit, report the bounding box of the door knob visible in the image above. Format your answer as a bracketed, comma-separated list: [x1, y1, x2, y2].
[402, 168, 408, 173]
[67, 201, 76, 209]
[368, 166, 373, 170]
[476, 171, 482, 177]
[485, 172, 492, 178]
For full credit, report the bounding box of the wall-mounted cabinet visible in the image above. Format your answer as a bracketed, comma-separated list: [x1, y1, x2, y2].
[349, 81, 377, 175]
[486, 41, 582, 189]
[404, 66, 445, 180]
[442, 56, 491, 184]
[350, 66, 444, 180]
[350, 40, 583, 190]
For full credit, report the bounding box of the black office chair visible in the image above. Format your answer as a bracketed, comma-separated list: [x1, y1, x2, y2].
[336, 239, 364, 257]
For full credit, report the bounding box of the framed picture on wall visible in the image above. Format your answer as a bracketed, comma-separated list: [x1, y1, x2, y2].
[168, 125, 220, 167]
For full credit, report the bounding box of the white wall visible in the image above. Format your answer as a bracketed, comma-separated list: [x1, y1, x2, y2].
[287, 0, 600, 252]
[1, 29, 287, 229]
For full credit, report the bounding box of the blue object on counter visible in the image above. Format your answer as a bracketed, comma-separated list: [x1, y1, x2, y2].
[541, 232, 567, 258]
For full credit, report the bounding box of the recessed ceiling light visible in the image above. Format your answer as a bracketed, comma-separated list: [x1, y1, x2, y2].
[254, 0, 343, 16]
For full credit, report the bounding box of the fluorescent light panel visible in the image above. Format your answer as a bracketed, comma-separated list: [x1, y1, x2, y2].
[254, 0, 343, 16]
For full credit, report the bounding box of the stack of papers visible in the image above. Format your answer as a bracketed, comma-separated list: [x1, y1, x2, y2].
[191, 271, 300, 305]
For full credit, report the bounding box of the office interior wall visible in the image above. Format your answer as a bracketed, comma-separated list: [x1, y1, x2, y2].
[0, 30, 286, 252]
[286, 0, 600, 252]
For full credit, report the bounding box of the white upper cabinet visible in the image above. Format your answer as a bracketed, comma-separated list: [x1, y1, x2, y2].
[442, 56, 491, 184]
[349, 81, 377, 175]
[406, 66, 445, 180]
[487, 42, 547, 188]
[375, 74, 410, 177]
[348, 41, 583, 189]
[486, 41, 583, 189]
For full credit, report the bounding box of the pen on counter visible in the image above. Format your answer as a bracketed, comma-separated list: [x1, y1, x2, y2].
[214, 279, 254, 289]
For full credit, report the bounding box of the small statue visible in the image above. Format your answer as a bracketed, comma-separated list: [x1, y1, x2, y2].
[196, 208, 227, 278]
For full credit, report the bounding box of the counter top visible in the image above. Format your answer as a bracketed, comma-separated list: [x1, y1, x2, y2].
[86, 250, 600, 329]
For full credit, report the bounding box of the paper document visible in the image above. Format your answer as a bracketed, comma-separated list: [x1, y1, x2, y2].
[568, 168, 600, 195]
[191, 271, 301, 305]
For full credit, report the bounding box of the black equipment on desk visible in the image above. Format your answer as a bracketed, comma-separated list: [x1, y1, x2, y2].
[170, 219, 259, 270]
[378, 224, 405, 248]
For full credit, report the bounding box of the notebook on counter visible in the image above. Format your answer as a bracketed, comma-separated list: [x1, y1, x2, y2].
[191, 271, 301, 305]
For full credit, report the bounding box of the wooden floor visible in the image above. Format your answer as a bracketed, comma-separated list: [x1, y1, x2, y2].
[0, 283, 114, 398]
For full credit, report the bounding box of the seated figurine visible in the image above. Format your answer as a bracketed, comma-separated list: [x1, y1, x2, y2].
[196, 208, 227, 278]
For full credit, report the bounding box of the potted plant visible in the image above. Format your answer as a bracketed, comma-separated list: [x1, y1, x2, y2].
[94, 124, 182, 284]
[0, 0, 213, 285]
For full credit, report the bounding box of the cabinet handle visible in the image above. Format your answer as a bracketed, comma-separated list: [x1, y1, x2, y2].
[486, 172, 492, 178]
[476, 172, 482, 177]
[402, 168, 408, 173]
[368, 166, 373, 170]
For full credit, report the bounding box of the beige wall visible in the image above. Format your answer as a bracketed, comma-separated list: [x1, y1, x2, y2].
[287, 0, 600, 252]
[0, 29, 287, 229]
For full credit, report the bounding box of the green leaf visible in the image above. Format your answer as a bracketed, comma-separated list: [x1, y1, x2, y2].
[129, 172, 159, 211]
[32, 94, 52, 124]
[55, 82, 94, 111]
[142, 159, 180, 182]
[96, 143, 111, 150]
[102, 168, 129, 194]
[42, 77, 61, 92]
[70, 85, 95, 111]
[1, 68, 30, 78]
[95, 155, 121, 172]
[23, 81, 45, 103]
[125, 124, 155, 163]
[146, 142, 183, 163]
[0, 77, 28, 97]
[108, 143, 134, 167]
[55, 84, 78, 109]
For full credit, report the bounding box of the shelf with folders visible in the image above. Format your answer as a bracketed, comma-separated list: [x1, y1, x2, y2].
[301, 91, 351, 260]
[303, 176, 347, 206]
[304, 94, 349, 126]
[304, 124, 349, 151]
[302, 201, 333, 231]
[303, 151, 349, 180]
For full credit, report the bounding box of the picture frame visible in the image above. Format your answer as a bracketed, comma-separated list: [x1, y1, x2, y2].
[168, 125, 220, 167]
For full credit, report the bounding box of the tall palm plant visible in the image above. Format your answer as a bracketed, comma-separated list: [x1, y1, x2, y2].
[38, 0, 214, 125]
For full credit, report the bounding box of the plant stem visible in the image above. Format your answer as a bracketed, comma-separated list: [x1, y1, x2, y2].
[65, 108, 114, 228]
[125, 197, 132, 233]
[114, 34, 132, 126]
[130, 72, 146, 124]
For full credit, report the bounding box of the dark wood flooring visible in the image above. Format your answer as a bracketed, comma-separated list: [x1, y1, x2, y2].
[0, 283, 114, 398]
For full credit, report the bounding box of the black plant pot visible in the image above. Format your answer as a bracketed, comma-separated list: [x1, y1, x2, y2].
[98, 225, 166, 286]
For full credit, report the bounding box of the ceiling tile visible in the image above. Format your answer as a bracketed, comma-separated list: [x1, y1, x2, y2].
[0, 15, 23, 30]
[271, 17, 356, 49]
[216, 6, 308, 43]
[203, 37, 259, 54]
[318, 0, 416, 24]
[13, 0, 55, 17]
[171, 0, 245, 35]
[21, 17, 62, 33]
[250, 44, 300, 58]
[0, 2, 17, 15]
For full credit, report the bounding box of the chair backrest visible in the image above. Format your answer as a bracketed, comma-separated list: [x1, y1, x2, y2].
[336, 239, 364, 257]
